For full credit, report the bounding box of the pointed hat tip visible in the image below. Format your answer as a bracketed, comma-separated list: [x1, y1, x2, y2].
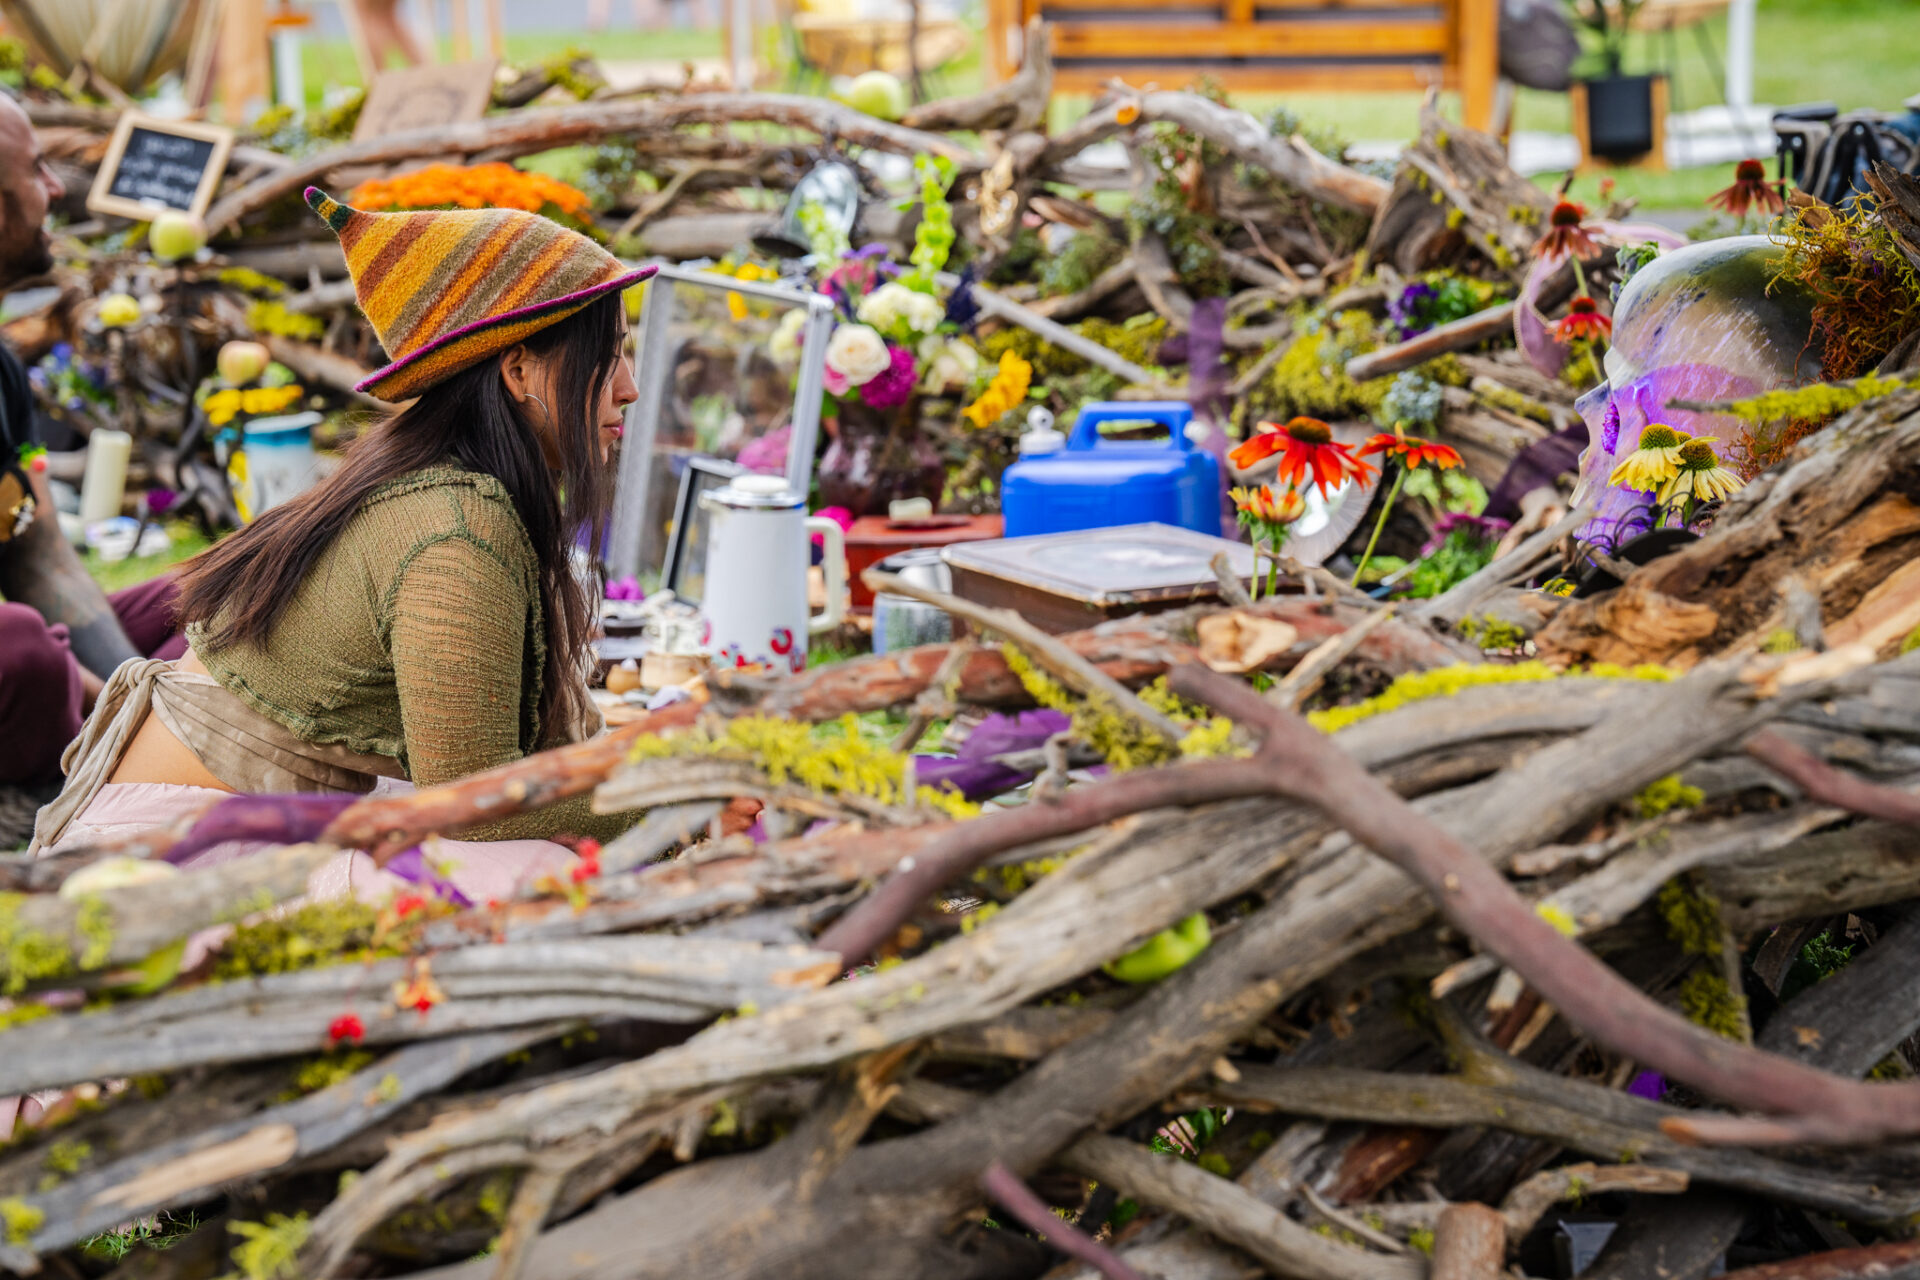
[305, 186, 354, 234]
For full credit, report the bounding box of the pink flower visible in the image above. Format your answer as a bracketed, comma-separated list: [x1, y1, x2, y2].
[824, 365, 850, 396]
[859, 345, 918, 411]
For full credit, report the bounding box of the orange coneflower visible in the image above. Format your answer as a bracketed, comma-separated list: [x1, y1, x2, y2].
[1229, 417, 1375, 499]
[1230, 483, 1306, 525]
[1535, 199, 1599, 261]
[1708, 159, 1785, 219]
[1358, 428, 1462, 471]
[1553, 295, 1613, 344]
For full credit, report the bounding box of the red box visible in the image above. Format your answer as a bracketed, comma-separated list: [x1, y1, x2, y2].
[845, 514, 1004, 610]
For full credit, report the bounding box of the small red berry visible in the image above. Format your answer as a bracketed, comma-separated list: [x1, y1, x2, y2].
[393, 893, 427, 919]
[328, 1013, 365, 1045]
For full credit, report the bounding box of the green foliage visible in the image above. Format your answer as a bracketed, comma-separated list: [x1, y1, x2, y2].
[82, 1211, 204, 1262]
[214, 899, 390, 980]
[1308, 661, 1672, 734]
[797, 201, 850, 263]
[1403, 525, 1498, 599]
[1244, 310, 1390, 424]
[1779, 929, 1855, 1003]
[0, 37, 24, 88]
[901, 155, 958, 290]
[1635, 773, 1705, 819]
[1378, 369, 1444, 430]
[227, 1213, 310, 1280]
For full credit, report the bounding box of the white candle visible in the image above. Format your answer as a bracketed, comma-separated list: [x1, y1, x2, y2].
[79, 429, 133, 525]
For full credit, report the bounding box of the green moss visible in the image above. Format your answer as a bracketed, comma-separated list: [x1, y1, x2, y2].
[247, 299, 325, 342]
[1408, 1225, 1436, 1256]
[1762, 628, 1802, 654]
[227, 1213, 309, 1280]
[0, 1000, 51, 1030]
[1657, 877, 1725, 957]
[286, 1050, 375, 1098]
[999, 645, 1175, 772]
[628, 713, 977, 818]
[1635, 774, 1704, 820]
[475, 1170, 517, 1225]
[43, 1139, 91, 1177]
[76, 895, 112, 971]
[1870, 1053, 1910, 1081]
[1, 1198, 43, 1246]
[1472, 381, 1556, 424]
[1457, 615, 1530, 651]
[214, 899, 390, 980]
[1, 893, 75, 995]
[1307, 661, 1672, 734]
[1195, 1152, 1232, 1177]
[1678, 968, 1748, 1041]
[1902, 624, 1920, 655]
[1039, 229, 1125, 299]
[1715, 374, 1920, 426]
[217, 267, 288, 296]
[1249, 310, 1391, 424]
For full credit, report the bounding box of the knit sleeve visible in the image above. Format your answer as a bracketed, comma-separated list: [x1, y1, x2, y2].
[388, 536, 633, 843]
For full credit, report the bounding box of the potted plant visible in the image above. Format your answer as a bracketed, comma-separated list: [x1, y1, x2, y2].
[1566, 0, 1665, 163]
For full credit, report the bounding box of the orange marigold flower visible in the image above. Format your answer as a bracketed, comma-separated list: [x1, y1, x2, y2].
[1552, 294, 1613, 343]
[1230, 417, 1375, 499]
[1229, 483, 1306, 525]
[1535, 199, 1598, 261]
[328, 1013, 365, 1045]
[1707, 158, 1785, 219]
[393, 959, 447, 1015]
[349, 162, 592, 219]
[1359, 430, 1462, 471]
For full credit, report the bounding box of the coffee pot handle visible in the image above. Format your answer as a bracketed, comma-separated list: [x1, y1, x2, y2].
[806, 516, 846, 635]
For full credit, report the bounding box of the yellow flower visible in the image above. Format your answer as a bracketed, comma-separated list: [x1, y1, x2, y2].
[204, 389, 242, 426]
[962, 351, 1031, 429]
[1656, 439, 1744, 505]
[727, 291, 749, 322]
[1536, 902, 1579, 937]
[1608, 424, 1709, 493]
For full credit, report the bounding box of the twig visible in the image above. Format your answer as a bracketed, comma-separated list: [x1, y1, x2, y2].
[1059, 1134, 1420, 1280]
[1209, 551, 1254, 609]
[488, 1162, 565, 1280]
[1498, 1162, 1688, 1241]
[981, 1161, 1144, 1280]
[893, 641, 973, 753]
[611, 163, 708, 243]
[1745, 727, 1920, 827]
[1716, 1239, 1920, 1279]
[1272, 606, 1397, 710]
[1276, 555, 1379, 609]
[1298, 1181, 1409, 1254]
[862, 569, 1184, 745]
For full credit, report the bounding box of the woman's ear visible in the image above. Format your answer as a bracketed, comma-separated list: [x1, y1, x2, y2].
[498, 344, 535, 404]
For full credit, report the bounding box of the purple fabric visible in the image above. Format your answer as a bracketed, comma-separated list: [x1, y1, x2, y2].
[162, 792, 361, 865]
[0, 574, 184, 785]
[914, 709, 1072, 801]
[1482, 421, 1589, 524]
[1626, 1070, 1666, 1101]
[385, 844, 475, 907]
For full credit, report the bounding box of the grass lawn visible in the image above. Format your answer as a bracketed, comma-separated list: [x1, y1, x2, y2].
[85, 524, 211, 594]
[295, 0, 1909, 211]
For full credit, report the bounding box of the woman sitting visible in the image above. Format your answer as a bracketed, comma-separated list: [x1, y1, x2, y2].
[31, 187, 656, 895]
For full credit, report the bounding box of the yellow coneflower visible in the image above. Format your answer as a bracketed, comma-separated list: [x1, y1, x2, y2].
[1657, 439, 1744, 505]
[1608, 424, 1708, 493]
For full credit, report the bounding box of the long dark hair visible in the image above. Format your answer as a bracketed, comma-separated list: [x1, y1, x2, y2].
[178, 291, 625, 744]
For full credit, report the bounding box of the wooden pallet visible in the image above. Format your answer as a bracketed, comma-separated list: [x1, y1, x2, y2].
[985, 0, 1499, 132]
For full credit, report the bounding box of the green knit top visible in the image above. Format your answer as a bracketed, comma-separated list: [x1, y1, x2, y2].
[188, 466, 630, 843]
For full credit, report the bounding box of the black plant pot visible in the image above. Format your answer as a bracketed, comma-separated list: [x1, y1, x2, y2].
[1582, 73, 1660, 160]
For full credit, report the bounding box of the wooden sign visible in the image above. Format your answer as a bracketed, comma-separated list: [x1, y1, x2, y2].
[85, 113, 234, 222]
[352, 60, 498, 142]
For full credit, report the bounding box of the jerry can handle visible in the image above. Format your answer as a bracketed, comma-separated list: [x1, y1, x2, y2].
[1066, 401, 1196, 452]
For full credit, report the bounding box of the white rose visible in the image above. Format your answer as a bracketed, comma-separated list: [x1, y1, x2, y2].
[825, 323, 891, 387]
[900, 288, 945, 334]
[769, 308, 808, 367]
[856, 282, 945, 337]
[918, 335, 980, 394]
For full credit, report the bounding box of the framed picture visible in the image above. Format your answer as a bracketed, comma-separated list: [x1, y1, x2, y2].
[86, 112, 234, 222]
[660, 456, 745, 607]
[606, 263, 836, 584]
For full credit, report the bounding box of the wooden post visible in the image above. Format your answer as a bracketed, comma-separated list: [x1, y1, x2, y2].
[1455, 0, 1498, 134]
[1432, 1202, 1507, 1280]
[449, 0, 472, 63]
[985, 0, 1020, 82]
[218, 0, 272, 124]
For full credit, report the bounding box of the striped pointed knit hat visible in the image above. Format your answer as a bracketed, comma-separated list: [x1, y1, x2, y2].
[304, 185, 655, 403]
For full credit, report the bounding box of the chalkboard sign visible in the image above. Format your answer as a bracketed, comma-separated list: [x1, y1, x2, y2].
[86, 113, 235, 223]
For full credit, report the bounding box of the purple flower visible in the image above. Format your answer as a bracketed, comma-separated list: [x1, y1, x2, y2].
[605, 574, 645, 601]
[1388, 281, 1438, 338]
[1420, 511, 1510, 557]
[1627, 1070, 1666, 1101]
[858, 344, 918, 411]
[736, 423, 792, 474]
[1600, 399, 1622, 454]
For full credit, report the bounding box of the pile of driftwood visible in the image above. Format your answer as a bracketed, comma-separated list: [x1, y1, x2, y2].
[5, 388, 1920, 1280]
[11, 34, 1583, 531]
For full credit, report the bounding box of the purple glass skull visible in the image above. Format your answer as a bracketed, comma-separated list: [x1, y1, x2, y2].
[1571, 236, 1822, 551]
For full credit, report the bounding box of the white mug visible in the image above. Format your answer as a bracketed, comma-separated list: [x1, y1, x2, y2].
[698, 474, 845, 673]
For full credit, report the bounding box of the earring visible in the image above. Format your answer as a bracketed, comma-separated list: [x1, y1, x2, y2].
[524, 393, 550, 423]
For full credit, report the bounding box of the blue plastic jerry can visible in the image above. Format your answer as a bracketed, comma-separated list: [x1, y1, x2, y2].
[1000, 402, 1219, 538]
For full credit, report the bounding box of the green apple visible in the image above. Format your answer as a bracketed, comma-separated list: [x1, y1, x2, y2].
[218, 339, 271, 386]
[843, 70, 909, 122]
[98, 293, 142, 328]
[149, 210, 207, 263]
[1103, 912, 1212, 984]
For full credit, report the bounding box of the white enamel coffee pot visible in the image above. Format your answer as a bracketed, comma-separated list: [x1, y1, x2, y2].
[697, 474, 845, 673]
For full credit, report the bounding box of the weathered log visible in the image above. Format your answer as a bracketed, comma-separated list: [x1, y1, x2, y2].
[902, 20, 1051, 133]
[1346, 303, 1518, 382]
[1364, 103, 1551, 280]
[1430, 1202, 1505, 1280]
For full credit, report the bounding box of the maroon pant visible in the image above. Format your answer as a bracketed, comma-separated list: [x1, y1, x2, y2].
[0, 575, 184, 787]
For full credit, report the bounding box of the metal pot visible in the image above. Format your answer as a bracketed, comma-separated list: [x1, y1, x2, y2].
[871, 547, 952, 655]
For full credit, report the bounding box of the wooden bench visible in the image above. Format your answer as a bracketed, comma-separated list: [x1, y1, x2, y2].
[985, 0, 1500, 133]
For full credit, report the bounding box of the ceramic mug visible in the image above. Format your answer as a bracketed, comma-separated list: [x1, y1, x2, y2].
[698, 474, 845, 673]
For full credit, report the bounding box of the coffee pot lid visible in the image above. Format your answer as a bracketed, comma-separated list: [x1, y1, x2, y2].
[703, 472, 802, 510]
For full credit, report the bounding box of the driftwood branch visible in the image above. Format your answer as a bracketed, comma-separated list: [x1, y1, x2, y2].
[1345, 302, 1518, 382]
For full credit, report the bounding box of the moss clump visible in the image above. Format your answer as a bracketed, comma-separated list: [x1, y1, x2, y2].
[1657, 877, 1724, 957]
[1678, 968, 1748, 1041]
[286, 1050, 375, 1098]
[1, 893, 76, 995]
[1408, 1225, 1436, 1255]
[0, 1000, 53, 1030]
[1903, 624, 1920, 655]
[228, 1213, 309, 1280]
[1246, 310, 1391, 424]
[1457, 615, 1530, 651]
[1307, 662, 1672, 735]
[1472, 381, 1556, 424]
[246, 299, 325, 342]
[1635, 774, 1705, 820]
[217, 266, 288, 296]
[1038, 229, 1125, 299]
[1195, 1152, 1232, 1177]
[43, 1139, 91, 1177]
[999, 646, 1175, 772]
[629, 714, 977, 818]
[1710, 374, 1920, 427]
[214, 899, 390, 980]
[1, 1197, 43, 1246]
